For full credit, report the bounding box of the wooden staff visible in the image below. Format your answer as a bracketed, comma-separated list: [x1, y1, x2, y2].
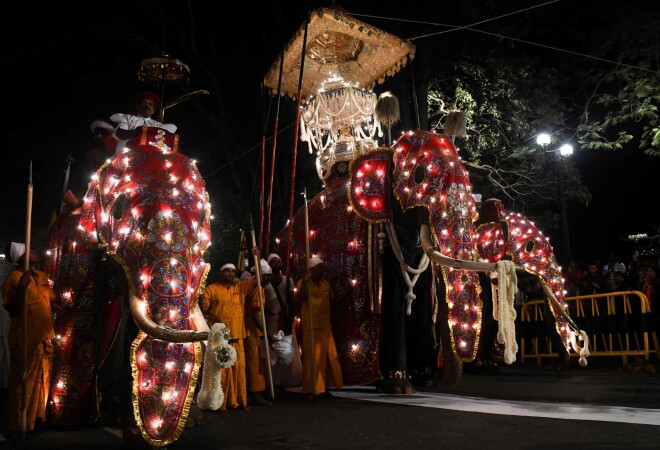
[301, 188, 316, 394]
[21, 161, 33, 438]
[284, 15, 309, 276]
[237, 228, 248, 272]
[249, 215, 274, 400]
[259, 134, 266, 249]
[59, 153, 74, 215]
[263, 51, 285, 256]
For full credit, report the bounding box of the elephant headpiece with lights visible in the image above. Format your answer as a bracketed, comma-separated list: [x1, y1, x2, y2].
[277, 129, 589, 392]
[43, 127, 213, 447]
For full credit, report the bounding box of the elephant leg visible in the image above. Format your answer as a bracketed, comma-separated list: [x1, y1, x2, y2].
[544, 301, 569, 372]
[434, 290, 463, 388]
[404, 268, 436, 387]
[185, 404, 204, 428]
[378, 246, 414, 395]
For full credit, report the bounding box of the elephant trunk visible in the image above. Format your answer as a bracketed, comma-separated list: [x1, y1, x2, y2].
[420, 225, 497, 272]
[129, 295, 209, 342]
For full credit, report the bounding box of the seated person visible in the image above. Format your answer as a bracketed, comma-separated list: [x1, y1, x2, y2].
[59, 118, 118, 215]
[110, 91, 177, 154]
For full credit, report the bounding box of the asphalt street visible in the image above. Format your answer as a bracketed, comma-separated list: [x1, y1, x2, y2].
[1, 359, 659, 449]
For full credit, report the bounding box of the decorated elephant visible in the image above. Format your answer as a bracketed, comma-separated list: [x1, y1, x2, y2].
[276, 129, 588, 393]
[42, 127, 212, 446]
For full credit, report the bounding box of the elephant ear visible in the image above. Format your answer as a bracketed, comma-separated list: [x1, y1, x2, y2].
[348, 149, 392, 222]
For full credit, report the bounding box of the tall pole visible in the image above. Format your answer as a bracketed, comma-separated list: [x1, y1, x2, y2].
[302, 188, 316, 394]
[259, 134, 266, 249]
[555, 155, 572, 266]
[284, 15, 309, 276]
[22, 161, 34, 439]
[248, 215, 275, 400]
[264, 51, 285, 256]
[59, 154, 74, 215]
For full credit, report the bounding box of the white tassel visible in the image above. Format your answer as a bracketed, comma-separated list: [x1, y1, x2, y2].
[405, 292, 416, 315]
[493, 261, 518, 365]
[377, 231, 386, 254]
[567, 328, 591, 367]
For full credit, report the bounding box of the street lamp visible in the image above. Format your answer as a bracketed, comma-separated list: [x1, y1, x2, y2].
[536, 133, 573, 266]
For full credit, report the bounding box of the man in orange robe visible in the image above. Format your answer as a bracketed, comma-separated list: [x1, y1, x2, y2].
[200, 262, 255, 411]
[295, 256, 343, 401]
[1, 243, 55, 435]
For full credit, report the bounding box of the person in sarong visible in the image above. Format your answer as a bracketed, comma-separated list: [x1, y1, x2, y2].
[295, 256, 343, 401]
[200, 259, 256, 411]
[264, 253, 302, 397]
[1, 243, 55, 435]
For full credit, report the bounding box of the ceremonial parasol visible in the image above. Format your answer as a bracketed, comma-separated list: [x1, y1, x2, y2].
[261, 7, 415, 272]
[263, 7, 415, 98]
[138, 54, 209, 121]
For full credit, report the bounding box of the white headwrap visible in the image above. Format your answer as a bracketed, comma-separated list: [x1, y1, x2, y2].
[250, 259, 272, 275]
[309, 256, 324, 268]
[220, 263, 236, 272]
[267, 253, 281, 264]
[90, 119, 115, 134]
[9, 242, 25, 265]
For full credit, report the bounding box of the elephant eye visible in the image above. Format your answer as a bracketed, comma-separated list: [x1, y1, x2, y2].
[414, 165, 426, 183]
[111, 194, 129, 221]
[524, 240, 535, 253]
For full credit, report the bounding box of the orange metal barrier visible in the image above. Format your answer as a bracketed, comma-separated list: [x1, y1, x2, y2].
[519, 291, 658, 366]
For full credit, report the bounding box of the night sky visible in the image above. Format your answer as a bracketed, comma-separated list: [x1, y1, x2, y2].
[3, 0, 659, 267]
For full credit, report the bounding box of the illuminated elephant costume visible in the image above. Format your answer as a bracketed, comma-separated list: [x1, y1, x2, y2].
[277, 129, 588, 392]
[43, 127, 212, 446]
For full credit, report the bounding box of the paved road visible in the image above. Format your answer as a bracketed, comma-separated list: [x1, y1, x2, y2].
[2, 360, 659, 449]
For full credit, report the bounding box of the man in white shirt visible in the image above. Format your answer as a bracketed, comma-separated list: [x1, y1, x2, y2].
[110, 91, 177, 154]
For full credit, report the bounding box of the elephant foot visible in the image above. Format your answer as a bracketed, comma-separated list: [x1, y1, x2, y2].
[410, 368, 435, 387]
[554, 350, 570, 372]
[185, 404, 204, 428]
[465, 359, 500, 375]
[122, 419, 151, 450]
[377, 370, 415, 395]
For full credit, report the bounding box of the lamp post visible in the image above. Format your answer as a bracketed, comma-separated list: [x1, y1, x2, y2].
[537, 133, 573, 266]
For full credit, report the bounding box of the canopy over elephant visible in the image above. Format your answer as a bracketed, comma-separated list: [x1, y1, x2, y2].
[42, 127, 213, 446]
[276, 129, 589, 393]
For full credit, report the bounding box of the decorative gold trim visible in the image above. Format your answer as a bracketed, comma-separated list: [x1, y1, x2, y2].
[367, 223, 374, 313]
[192, 261, 211, 310]
[376, 223, 383, 315]
[130, 331, 203, 446]
[439, 265, 483, 363]
[139, 126, 149, 146]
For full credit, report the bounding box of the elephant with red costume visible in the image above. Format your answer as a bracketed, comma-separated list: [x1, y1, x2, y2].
[276, 129, 590, 394]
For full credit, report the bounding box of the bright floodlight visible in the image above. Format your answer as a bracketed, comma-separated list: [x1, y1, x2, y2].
[559, 144, 574, 156]
[536, 133, 551, 146]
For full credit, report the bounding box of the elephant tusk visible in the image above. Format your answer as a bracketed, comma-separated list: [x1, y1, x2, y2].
[419, 224, 498, 272]
[130, 295, 209, 342]
[541, 284, 583, 336]
[190, 303, 211, 333]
